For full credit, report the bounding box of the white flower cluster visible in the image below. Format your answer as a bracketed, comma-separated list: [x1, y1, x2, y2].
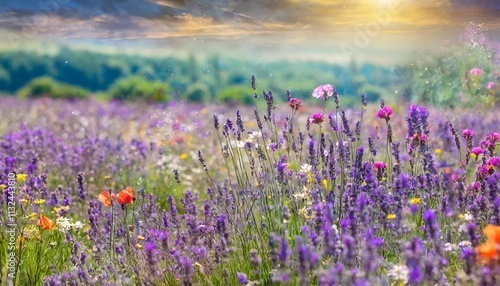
[56, 217, 85, 232]
[443, 241, 472, 252]
[233, 131, 263, 149]
[387, 264, 409, 284]
[299, 164, 312, 175]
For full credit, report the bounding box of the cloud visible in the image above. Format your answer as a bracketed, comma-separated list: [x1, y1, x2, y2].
[0, 0, 498, 43]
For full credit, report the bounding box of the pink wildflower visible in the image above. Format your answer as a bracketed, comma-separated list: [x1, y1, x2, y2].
[462, 129, 474, 139]
[470, 68, 484, 76]
[471, 147, 485, 156]
[288, 98, 302, 111]
[373, 161, 387, 169]
[470, 182, 481, 190]
[309, 112, 324, 124]
[487, 157, 500, 167]
[376, 106, 393, 121]
[312, 84, 335, 99]
[486, 82, 497, 90]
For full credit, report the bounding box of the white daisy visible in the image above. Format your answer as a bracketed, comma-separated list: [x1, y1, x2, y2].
[56, 217, 72, 232]
[300, 164, 312, 173]
[73, 221, 85, 230]
[387, 264, 409, 284]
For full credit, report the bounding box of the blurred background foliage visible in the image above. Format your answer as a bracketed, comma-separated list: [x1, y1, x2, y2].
[0, 37, 497, 107]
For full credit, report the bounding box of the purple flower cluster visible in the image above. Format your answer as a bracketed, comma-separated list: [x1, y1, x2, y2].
[0, 83, 499, 285]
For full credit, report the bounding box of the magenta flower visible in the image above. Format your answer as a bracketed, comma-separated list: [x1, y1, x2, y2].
[288, 98, 302, 111]
[373, 161, 387, 169]
[419, 134, 427, 142]
[312, 84, 335, 99]
[470, 181, 481, 190]
[309, 112, 324, 124]
[486, 157, 500, 167]
[486, 81, 497, 90]
[479, 166, 491, 175]
[469, 68, 484, 76]
[376, 106, 393, 121]
[471, 147, 485, 156]
[481, 132, 500, 150]
[462, 129, 474, 139]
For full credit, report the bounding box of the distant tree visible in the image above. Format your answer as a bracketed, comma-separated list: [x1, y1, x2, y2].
[188, 54, 199, 83]
[107, 76, 170, 103]
[219, 86, 254, 105]
[185, 82, 211, 103]
[17, 76, 89, 99]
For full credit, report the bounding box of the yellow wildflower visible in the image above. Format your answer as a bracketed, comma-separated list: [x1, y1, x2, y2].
[34, 199, 46, 205]
[28, 212, 37, 221]
[180, 153, 189, 160]
[17, 235, 25, 249]
[16, 173, 28, 183]
[308, 173, 313, 184]
[435, 149, 441, 155]
[471, 153, 477, 159]
[458, 214, 464, 219]
[299, 207, 307, 216]
[387, 214, 396, 220]
[323, 179, 328, 189]
[410, 198, 421, 205]
[137, 235, 145, 240]
[135, 243, 142, 249]
[0, 184, 6, 190]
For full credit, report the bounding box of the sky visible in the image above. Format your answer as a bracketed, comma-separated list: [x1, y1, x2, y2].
[0, 0, 499, 63]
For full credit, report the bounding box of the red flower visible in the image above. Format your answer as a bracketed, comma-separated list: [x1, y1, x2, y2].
[98, 191, 112, 207]
[38, 214, 55, 231]
[117, 186, 134, 205]
[477, 224, 500, 263]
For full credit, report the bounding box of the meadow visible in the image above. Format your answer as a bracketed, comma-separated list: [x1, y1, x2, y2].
[1, 79, 500, 285]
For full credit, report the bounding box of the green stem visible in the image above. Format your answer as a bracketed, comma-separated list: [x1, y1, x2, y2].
[124, 206, 130, 250]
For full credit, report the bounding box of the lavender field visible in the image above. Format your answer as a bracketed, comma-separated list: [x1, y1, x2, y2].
[1, 79, 500, 285]
[2, 1, 500, 285]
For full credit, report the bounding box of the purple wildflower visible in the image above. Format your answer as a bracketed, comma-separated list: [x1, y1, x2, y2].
[237, 272, 247, 285]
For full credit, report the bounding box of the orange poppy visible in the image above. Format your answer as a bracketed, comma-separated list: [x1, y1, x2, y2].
[483, 224, 500, 244]
[37, 214, 54, 231]
[98, 191, 112, 207]
[476, 224, 500, 262]
[117, 186, 134, 205]
[477, 240, 498, 261]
